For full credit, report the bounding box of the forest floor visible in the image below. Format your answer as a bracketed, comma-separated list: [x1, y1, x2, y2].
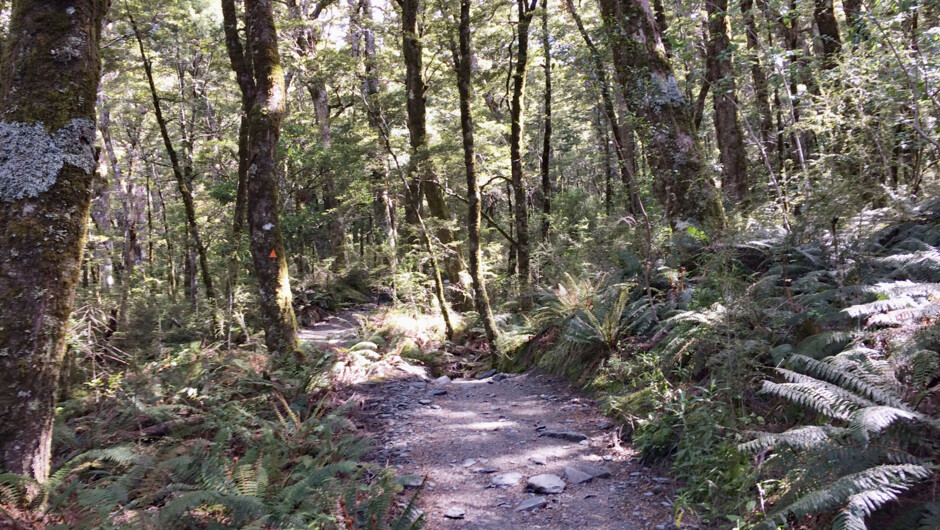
[303, 309, 685, 530]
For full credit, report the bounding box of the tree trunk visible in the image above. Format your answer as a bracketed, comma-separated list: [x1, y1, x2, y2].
[539, 0, 552, 242]
[311, 80, 348, 271]
[0, 0, 108, 483]
[705, 0, 748, 201]
[400, 0, 463, 285]
[223, 0, 300, 356]
[456, 0, 499, 355]
[742, 0, 775, 159]
[510, 0, 537, 306]
[813, 0, 842, 69]
[566, 0, 639, 212]
[599, 0, 719, 225]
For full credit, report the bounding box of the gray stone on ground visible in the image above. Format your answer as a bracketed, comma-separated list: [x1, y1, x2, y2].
[396, 474, 424, 488]
[475, 369, 497, 379]
[428, 389, 447, 396]
[491, 472, 523, 487]
[538, 430, 588, 442]
[443, 506, 465, 519]
[582, 465, 612, 479]
[527, 474, 566, 494]
[529, 454, 547, 465]
[563, 466, 593, 485]
[433, 375, 452, 385]
[514, 496, 548, 511]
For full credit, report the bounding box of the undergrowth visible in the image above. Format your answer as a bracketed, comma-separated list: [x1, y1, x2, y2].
[515, 198, 940, 528]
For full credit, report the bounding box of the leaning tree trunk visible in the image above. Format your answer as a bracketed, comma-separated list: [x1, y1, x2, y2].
[223, 0, 299, 357]
[599, 0, 719, 225]
[456, 0, 499, 356]
[0, 0, 109, 483]
[705, 0, 748, 201]
[510, 0, 538, 307]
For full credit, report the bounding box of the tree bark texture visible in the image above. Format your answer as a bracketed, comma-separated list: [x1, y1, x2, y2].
[311, 80, 348, 271]
[0, 0, 108, 483]
[741, 0, 775, 159]
[222, 0, 300, 356]
[705, 0, 748, 201]
[457, 0, 499, 353]
[511, 0, 537, 304]
[599, 0, 717, 224]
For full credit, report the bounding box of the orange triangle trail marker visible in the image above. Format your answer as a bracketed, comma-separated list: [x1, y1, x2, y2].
[269, 249, 277, 258]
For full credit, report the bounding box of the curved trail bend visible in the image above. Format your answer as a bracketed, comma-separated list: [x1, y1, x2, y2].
[303, 310, 681, 530]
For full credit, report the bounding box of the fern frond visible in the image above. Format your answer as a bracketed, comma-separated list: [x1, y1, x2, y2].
[738, 426, 848, 453]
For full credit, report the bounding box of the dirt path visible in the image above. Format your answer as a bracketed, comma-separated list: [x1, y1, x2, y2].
[303, 313, 682, 530]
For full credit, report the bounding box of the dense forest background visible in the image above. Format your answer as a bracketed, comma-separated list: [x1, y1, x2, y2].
[0, 0, 938, 527]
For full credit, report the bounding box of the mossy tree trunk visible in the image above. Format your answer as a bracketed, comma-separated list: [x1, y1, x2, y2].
[599, 0, 719, 224]
[456, 0, 499, 356]
[510, 0, 537, 307]
[0, 0, 109, 483]
[222, 0, 300, 357]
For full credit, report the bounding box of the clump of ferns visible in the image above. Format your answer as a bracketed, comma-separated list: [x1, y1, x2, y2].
[531, 275, 635, 375]
[739, 343, 940, 529]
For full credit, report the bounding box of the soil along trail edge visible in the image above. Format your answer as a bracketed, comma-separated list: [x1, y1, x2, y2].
[302, 314, 683, 529]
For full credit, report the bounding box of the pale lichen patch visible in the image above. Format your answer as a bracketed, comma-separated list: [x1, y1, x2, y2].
[0, 118, 96, 202]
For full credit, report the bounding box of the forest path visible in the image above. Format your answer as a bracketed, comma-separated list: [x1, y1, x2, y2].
[302, 312, 680, 530]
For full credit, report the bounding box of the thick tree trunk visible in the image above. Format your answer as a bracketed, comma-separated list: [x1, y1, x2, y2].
[813, 0, 842, 68]
[539, 0, 552, 242]
[223, 0, 299, 356]
[510, 0, 537, 306]
[0, 0, 108, 483]
[244, 0, 300, 356]
[456, 0, 499, 355]
[400, 0, 463, 285]
[705, 0, 748, 201]
[599, 0, 719, 225]
[566, 0, 639, 212]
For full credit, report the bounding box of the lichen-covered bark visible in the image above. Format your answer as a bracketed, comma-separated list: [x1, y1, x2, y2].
[456, 0, 498, 354]
[705, 0, 748, 201]
[0, 0, 108, 483]
[244, 0, 300, 356]
[599, 0, 719, 224]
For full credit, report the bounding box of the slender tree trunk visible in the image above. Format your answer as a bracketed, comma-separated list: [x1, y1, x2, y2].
[0, 0, 108, 483]
[706, 0, 748, 201]
[599, 0, 719, 225]
[742, 0, 775, 158]
[539, 0, 552, 242]
[456, 0, 499, 355]
[223, 0, 299, 356]
[566, 0, 639, 212]
[130, 13, 215, 301]
[510, 0, 537, 306]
